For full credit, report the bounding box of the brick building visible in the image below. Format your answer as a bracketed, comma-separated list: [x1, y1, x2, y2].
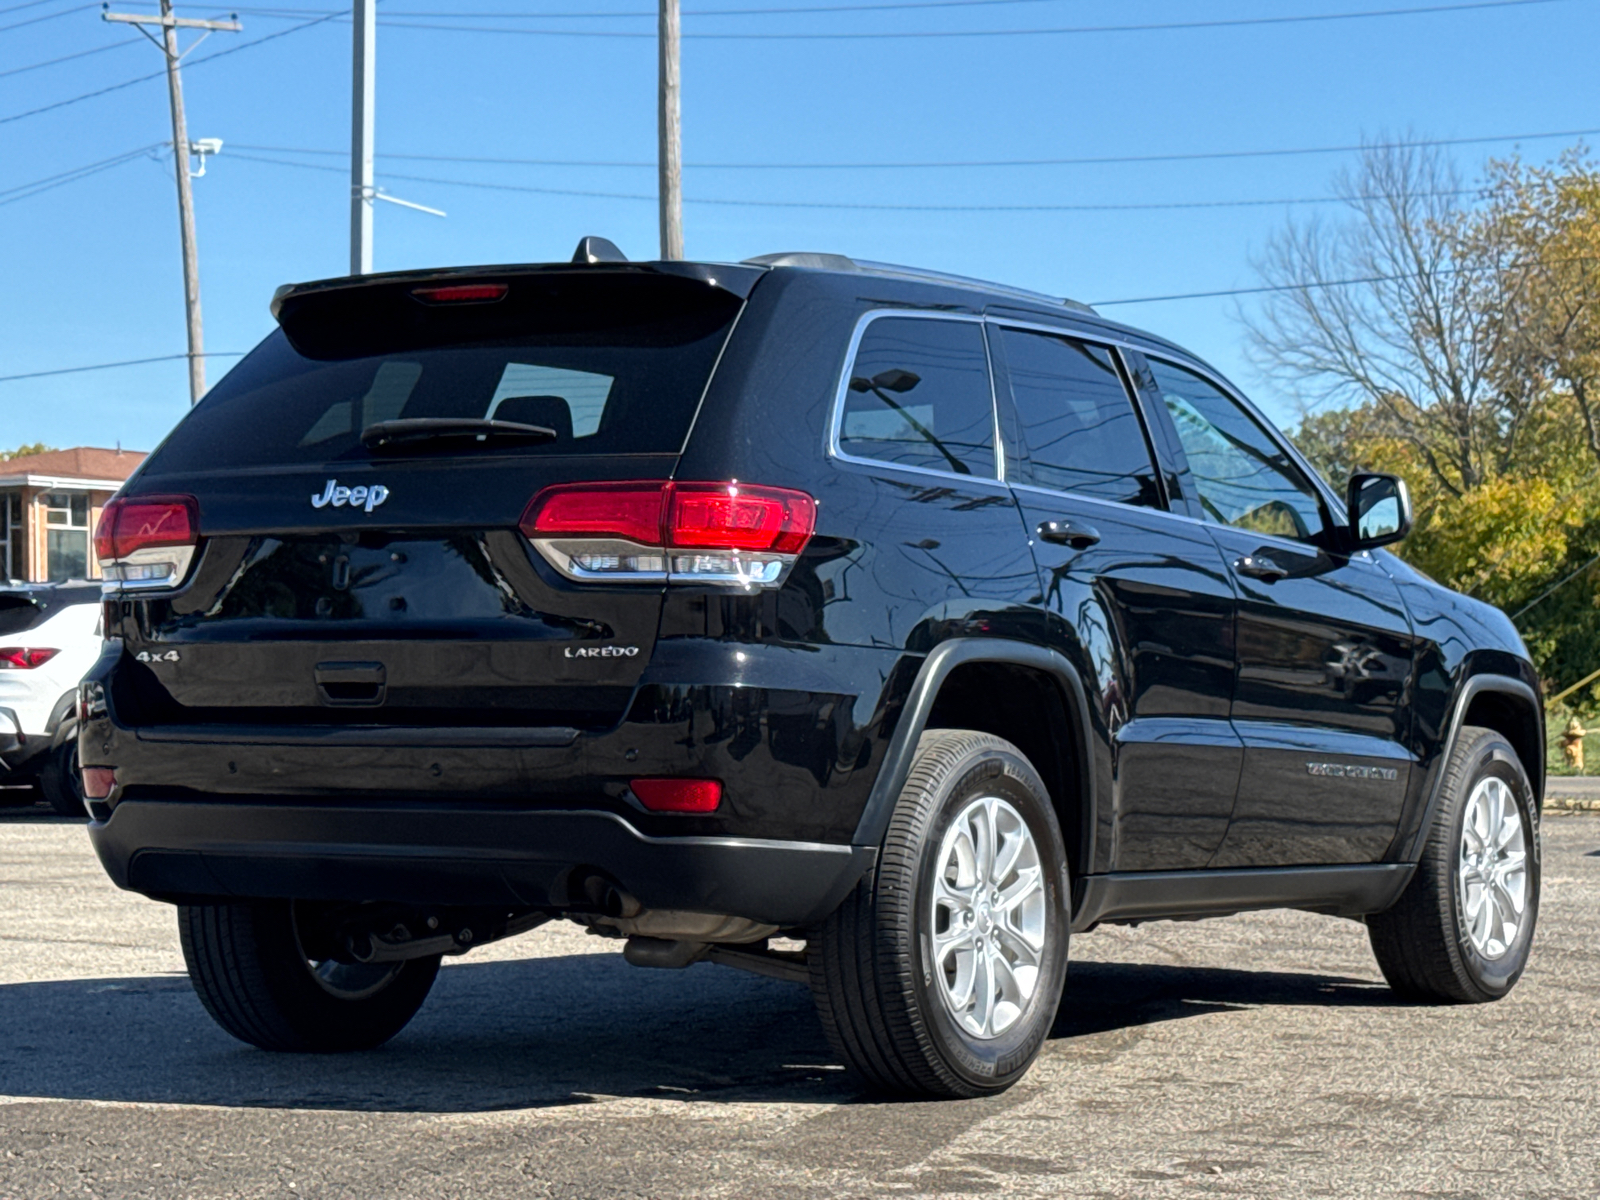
[0, 447, 146, 583]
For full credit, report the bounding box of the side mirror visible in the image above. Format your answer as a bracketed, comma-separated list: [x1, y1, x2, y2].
[1347, 472, 1412, 550]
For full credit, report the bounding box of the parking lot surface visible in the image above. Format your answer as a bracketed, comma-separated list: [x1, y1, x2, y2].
[1, 805, 1596, 1199]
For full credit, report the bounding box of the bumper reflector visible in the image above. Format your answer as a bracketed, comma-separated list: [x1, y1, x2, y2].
[82, 767, 117, 800]
[631, 777, 722, 814]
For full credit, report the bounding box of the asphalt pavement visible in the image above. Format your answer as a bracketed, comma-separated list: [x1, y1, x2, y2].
[1, 801, 1596, 1199]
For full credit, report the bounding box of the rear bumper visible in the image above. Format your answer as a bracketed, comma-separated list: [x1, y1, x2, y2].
[88, 797, 876, 928]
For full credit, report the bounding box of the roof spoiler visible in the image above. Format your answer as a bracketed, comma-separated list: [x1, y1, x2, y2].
[270, 247, 763, 321]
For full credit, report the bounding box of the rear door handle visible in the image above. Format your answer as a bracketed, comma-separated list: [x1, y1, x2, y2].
[1037, 520, 1101, 550]
[1233, 554, 1289, 583]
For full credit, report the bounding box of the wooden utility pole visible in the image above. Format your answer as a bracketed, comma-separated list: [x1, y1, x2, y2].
[351, 0, 376, 275]
[658, 0, 683, 260]
[104, 3, 239, 404]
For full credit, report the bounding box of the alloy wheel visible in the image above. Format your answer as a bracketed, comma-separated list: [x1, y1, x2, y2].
[929, 794, 1049, 1039]
[1457, 776, 1529, 960]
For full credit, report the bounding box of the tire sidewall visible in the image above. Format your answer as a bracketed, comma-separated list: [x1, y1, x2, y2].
[1446, 741, 1540, 998]
[909, 746, 1069, 1091]
[259, 902, 441, 1051]
[42, 738, 84, 817]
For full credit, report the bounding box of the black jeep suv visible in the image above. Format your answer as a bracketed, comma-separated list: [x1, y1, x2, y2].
[83, 243, 1543, 1098]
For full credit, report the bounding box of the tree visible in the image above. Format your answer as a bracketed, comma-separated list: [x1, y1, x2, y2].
[1244, 140, 1526, 497]
[0, 443, 54, 461]
[1251, 140, 1600, 703]
[1469, 151, 1600, 470]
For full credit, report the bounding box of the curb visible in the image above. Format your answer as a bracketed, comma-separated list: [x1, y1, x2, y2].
[1544, 796, 1600, 813]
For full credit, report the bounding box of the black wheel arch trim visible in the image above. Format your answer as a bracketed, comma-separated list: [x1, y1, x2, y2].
[851, 637, 1096, 870]
[1394, 673, 1542, 864]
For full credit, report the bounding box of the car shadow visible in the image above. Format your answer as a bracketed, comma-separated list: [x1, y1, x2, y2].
[0, 799, 82, 823]
[0, 952, 1396, 1114]
[1054, 958, 1392, 1039]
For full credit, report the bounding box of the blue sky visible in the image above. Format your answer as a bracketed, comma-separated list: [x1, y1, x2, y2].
[2, 0, 1597, 453]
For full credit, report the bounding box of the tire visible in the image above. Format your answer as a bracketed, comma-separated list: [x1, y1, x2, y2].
[808, 729, 1071, 1098]
[178, 901, 442, 1052]
[1367, 725, 1540, 1003]
[40, 740, 84, 818]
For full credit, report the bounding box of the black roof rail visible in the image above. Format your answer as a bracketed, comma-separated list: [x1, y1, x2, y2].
[741, 251, 1097, 314]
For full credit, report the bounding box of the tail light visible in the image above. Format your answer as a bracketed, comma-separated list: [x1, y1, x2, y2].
[82, 767, 117, 801]
[631, 777, 722, 813]
[0, 648, 59, 670]
[95, 494, 199, 590]
[520, 481, 816, 589]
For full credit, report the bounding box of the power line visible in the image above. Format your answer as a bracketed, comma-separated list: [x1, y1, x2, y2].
[1511, 552, 1600, 621]
[232, 125, 1600, 172]
[0, 38, 143, 81]
[114, 0, 1565, 17]
[227, 149, 1477, 211]
[0, 9, 342, 128]
[0, 351, 243, 385]
[372, 0, 1572, 39]
[0, 0, 73, 16]
[0, 142, 165, 206]
[0, 67, 165, 128]
[0, 1, 98, 34]
[101, 0, 1159, 15]
[1091, 254, 1600, 307]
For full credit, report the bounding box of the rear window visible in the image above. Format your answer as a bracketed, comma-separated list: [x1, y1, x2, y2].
[0, 595, 40, 638]
[0, 586, 99, 637]
[149, 273, 743, 473]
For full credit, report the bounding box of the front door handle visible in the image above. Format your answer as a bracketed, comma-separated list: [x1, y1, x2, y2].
[1234, 554, 1289, 583]
[1037, 520, 1101, 550]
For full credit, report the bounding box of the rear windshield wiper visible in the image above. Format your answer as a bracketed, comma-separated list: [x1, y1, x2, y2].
[360, 417, 558, 451]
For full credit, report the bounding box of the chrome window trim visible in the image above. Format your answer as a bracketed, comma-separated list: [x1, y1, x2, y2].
[826, 309, 1007, 489]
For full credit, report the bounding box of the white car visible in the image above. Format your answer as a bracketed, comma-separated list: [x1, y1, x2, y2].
[0, 583, 104, 816]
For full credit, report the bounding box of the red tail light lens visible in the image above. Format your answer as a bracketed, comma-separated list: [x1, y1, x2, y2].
[667, 484, 817, 553]
[411, 283, 508, 304]
[96, 494, 199, 589]
[520, 482, 816, 589]
[96, 495, 197, 560]
[522, 482, 665, 546]
[0, 648, 59, 670]
[631, 777, 722, 813]
[82, 767, 116, 800]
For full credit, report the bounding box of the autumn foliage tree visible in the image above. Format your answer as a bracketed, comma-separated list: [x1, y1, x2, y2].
[1244, 140, 1600, 700]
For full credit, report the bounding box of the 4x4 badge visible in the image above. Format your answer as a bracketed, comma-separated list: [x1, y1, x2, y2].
[135, 650, 180, 663]
[311, 479, 390, 513]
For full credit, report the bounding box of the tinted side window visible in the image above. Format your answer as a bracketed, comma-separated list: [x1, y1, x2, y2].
[838, 317, 996, 478]
[998, 327, 1161, 507]
[1147, 359, 1325, 542]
